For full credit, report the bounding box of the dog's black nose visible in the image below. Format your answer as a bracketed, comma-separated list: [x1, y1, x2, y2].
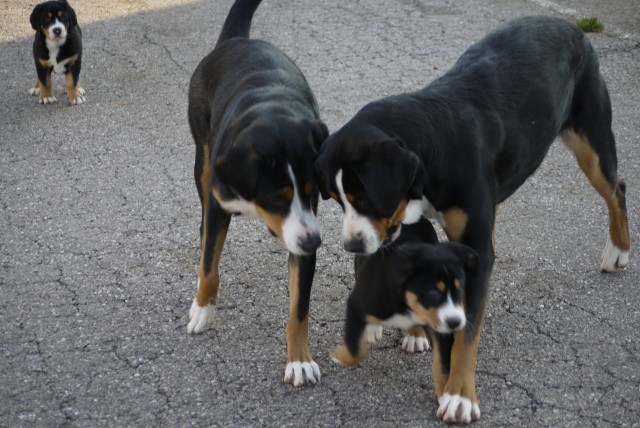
[53, 28, 62, 36]
[344, 239, 364, 253]
[445, 317, 462, 330]
[298, 234, 321, 253]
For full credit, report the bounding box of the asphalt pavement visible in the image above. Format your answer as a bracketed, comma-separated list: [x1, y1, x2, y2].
[1, 0, 639, 426]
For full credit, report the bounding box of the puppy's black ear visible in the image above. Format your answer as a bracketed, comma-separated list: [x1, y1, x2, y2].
[442, 242, 479, 276]
[30, 4, 44, 30]
[354, 137, 420, 217]
[65, 2, 78, 28]
[314, 149, 333, 200]
[213, 147, 260, 201]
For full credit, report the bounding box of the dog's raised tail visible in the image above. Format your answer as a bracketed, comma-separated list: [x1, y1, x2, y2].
[217, 0, 262, 45]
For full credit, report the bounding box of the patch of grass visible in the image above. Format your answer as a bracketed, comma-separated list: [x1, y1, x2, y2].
[576, 17, 604, 33]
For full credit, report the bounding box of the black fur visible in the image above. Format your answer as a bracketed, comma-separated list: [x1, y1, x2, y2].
[30, 0, 83, 104]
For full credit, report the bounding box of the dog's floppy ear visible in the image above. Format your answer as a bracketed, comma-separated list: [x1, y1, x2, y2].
[314, 141, 334, 200]
[354, 137, 420, 218]
[213, 147, 260, 201]
[30, 3, 44, 30]
[64, 2, 78, 28]
[442, 242, 479, 276]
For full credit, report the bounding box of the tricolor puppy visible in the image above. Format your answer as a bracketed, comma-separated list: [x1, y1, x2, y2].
[187, 0, 328, 387]
[316, 16, 629, 423]
[332, 218, 477, 369]
[29, 0, 85, 105]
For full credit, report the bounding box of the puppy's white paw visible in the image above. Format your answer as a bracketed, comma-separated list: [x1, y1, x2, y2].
[29, 87, 40, 96]
[437, 393, 481, 423]
[284, 361, 321, 386]
[601, 236, 629, 272]
[69, 95, 85, 105]
[39, 96, 57, 104]
[187, 299, 216, 334]
[365, 325, 383, 344]
[402, 333, 430, 353]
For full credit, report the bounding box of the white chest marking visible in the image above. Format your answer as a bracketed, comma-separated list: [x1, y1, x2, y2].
[45, 38, 71, 74]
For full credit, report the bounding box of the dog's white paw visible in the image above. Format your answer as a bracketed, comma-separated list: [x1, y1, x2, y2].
[402, 333, 430, 353]
[38, 96, 57, 104]
[284, 360, 321, 386]
[69, 88, 86, 105]
[600, 236, 629, 272]
[69, 95, 85, 105]
[29, 87, 40, 96]
[437, 393, 481, 423]
[365, 325, 383, 344]
[187, 299, 216, 334]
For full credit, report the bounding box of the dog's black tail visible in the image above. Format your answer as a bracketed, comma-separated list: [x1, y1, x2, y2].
[217, 0, 262, 45]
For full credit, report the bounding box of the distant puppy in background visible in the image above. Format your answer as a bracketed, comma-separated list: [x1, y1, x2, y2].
[29, 0, 85, 105]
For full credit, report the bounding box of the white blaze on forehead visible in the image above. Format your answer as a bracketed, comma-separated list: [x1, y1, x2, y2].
[282, 163, 321, 255]
[47, 17, 67, 40]
[335, 169, 380, 254]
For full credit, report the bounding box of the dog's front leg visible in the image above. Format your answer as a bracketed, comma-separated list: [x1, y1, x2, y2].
[65, 56, 85, 105]
[33, 63, 56, 104]
[188, 197, 230, 334]
[435, 209, 495, 423]
[283, 252, 320, 386]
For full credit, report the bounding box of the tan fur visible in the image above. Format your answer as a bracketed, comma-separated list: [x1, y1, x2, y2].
[561, 130, 630, 251]
[442, 207, 469, 242]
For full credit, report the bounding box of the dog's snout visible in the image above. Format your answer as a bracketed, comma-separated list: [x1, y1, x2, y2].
[298, 234, 321, 254]
[445, 317, 462, 330]
[53, 27, 62, 36]
[344, 238, 364, 253]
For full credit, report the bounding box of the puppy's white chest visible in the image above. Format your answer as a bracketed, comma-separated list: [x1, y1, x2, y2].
[45, 40, 70, 74]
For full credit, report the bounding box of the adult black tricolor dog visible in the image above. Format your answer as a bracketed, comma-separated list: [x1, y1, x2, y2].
[187, 0, 328, 387]
[315, 16, 629, 423]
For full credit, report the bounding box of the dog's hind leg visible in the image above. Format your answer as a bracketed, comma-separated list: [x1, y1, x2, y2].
[284, 252, 321, 385]
[561, 67, 629, 271]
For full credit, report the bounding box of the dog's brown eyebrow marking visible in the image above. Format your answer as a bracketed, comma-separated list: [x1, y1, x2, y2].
[436, 281, 446, 293]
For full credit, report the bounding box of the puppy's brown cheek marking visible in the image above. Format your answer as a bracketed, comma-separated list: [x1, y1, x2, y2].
[405, 291, 440, 331]
[442, 207, 469, 242]
[562, 130, 630, 251]
[370, 199, 409, 242]
[445, 330, 481, 403]
[255, 207, 285, 243]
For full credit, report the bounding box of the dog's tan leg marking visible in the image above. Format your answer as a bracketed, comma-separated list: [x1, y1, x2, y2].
[437, 329, 482, 423]
[64, 57, 84, 104]
[442, 207, 469, 242]
[562, 131, 630, 270]
[284, 256, 320, 386]
[36, 63, 55, 103]
[188, 177, 228, 334]
[431, 338, 449, 398]
[199, 144, 211, 229]
[331, 333, 367, 368]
